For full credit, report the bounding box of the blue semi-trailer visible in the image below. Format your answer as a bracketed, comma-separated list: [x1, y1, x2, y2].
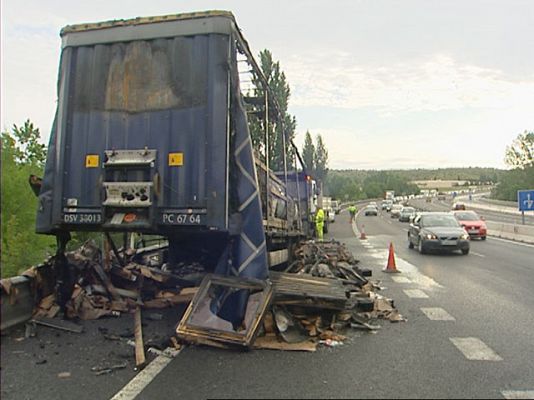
[35, 11, 315, 311]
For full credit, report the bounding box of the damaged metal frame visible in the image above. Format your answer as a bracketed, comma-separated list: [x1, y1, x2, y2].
[176, 274, 273, 348]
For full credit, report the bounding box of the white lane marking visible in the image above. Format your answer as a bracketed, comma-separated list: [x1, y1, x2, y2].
[488, 237, 534, 248]
[501, 390, 534, 399]
[111, 348, 181, 400]
[365, 249, 443, 289]
[420, 307, 455, 321]
[387, 220, 392, 224]
[391, 276, 412, 283]
[403, 289, 429, 298]
[402, 228, 409, 232]
[449, 337, 502, 361]
[470, 251, 486, 258]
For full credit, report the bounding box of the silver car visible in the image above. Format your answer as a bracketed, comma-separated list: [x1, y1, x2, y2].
[408, 212, 470, 255]
[364, 205, 379, 216]
[390, 204, 403, 218]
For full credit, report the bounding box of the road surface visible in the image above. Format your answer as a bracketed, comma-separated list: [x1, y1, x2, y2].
[2, 207, 533, 399]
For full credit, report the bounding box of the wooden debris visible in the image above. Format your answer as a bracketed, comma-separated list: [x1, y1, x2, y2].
[31, 316, 83, 334]
[270, 271, 355, 310]
[13, 235, 405, 359]
[253, 336, 317, 352]
[91, 262, 121, 300]
[143, 288, 198, 309]
[170, 336, 182, 350]
[134, 307, 146, 369]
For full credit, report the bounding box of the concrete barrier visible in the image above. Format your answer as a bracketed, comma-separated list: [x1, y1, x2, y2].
[486, 221, 534, 244]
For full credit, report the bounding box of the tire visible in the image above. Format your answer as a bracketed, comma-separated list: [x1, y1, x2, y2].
[418, 238, 426, 254]
[461, 248, 470, 255]
[481, 236, 486, 241]
[408, 240, 414, 249]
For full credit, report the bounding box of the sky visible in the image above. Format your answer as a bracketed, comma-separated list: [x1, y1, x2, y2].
[2, 0, 533, 170]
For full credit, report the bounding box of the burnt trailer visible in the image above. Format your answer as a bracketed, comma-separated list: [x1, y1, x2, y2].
[36, 10, 313, 295]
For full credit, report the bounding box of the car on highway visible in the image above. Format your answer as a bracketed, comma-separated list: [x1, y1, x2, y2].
[408, 212, 470, 255]
[390, 204, 403, 218]
[382, 200, 393, 211]
[364, 205, 379, 216]
[452, 210, 487, 240]
[332, 200, 341, 214]
[398, 206, 416, 222]
[452, 202, 466, 210]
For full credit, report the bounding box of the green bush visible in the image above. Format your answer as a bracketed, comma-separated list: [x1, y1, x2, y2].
[1, 121, 55, 278]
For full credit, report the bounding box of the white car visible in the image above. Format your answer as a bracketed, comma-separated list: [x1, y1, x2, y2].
[382, 200, 393, 211]
[390, 204, 403, 218]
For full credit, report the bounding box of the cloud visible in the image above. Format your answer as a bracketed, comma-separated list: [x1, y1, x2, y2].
[1, 30, 60, 140]
[284, 52, 534, 115]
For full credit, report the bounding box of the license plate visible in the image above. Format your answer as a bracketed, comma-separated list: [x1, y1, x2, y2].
[468, 229, 478, 233]
[161, 213, 205, 225]
[442, 239, 457, 246]
[63, 213, 102, 224]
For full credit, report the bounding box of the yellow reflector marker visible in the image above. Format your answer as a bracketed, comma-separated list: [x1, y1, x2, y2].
[85, 155, 99, 168]
[169, 152, 183, 166]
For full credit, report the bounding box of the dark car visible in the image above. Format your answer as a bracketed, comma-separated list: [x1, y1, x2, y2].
[364, 205, 379, 216]
[452, 202, 466, 210]
[408, 212, 470, 255]
[452, 210, 487, 240]
[398, 206, 416, 222]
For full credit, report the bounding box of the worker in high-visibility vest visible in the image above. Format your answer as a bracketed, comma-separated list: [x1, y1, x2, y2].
[315, 207, 325, 241]
[349, 204, 357, 223]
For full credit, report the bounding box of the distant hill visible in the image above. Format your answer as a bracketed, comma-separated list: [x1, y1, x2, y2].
[324, 167, 504, 200]
[330, 167, 503, 182]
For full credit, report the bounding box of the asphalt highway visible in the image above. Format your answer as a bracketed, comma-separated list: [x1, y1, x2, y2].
[410, 196, 534, 226]
[135, 210, 534, 399]
[2, 208, 533, 399]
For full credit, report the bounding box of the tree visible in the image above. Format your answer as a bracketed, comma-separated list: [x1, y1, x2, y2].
[505, 130, 534, 169]
[302, 131, 315, 174]
[314, 134, 328, 183]
[1, 121, 55, 277]
[10, 119, 47, 168]
[492, 130, 534, 201]
[249, 50, 297, 171]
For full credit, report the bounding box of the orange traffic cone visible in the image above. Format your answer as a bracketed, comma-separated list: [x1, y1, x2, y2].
[360, 224, 367, 240]
[383, 242, 401, 273]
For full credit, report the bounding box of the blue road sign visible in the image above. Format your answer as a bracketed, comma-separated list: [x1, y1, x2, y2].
[518, 190, 534, 212]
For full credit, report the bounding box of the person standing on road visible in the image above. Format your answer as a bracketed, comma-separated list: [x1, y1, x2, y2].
[315, 207, 325, 241]
[349, 204, 357, 223]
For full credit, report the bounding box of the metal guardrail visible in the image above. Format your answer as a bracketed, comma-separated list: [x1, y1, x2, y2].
[1, 275, 35, 331]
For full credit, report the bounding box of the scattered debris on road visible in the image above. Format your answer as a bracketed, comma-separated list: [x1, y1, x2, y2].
[1, 237, 405, 366]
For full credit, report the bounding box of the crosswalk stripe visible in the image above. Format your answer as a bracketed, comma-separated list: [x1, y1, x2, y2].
[420, 307, 455, 321]
[403, 289, 429, 298]
[449, 337, 502, 361]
